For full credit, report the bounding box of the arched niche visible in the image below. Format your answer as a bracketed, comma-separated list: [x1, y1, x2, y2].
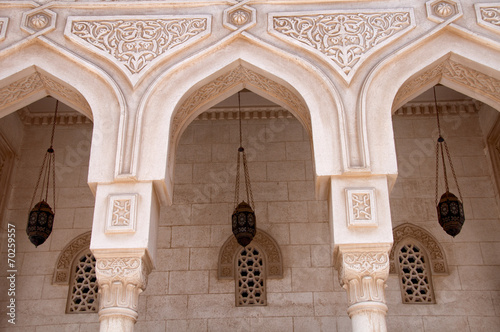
[359, 30, 500, 184]
[390, 223, 448, 276]
[136, 38, 347, 204]
[0, 41, 126, 189]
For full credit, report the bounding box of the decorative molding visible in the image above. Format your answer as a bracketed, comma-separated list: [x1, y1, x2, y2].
[195, 106, 293, 121]
[336, 249, 390, 305]
[346, 188, 377, 228]
[475, 4, 500, 34]
[394, 100, 477, 116]
[106, 194, 137, 234]
[426, 0, 463, 23]
[269, 9, 415, 83]
[218, 229, 282, 280]
[21, 8, 57, 35]
[95, 256, 150, 315]
[0, 17, 8, 42]
[53, 231, 92, 285]
[65, 15, 211, 85]
[394, 59, 500, 110]
[0, 71, 91, 115]
[173, 65, 310, 141]
[390, 223, 448, 275]
[18, 109, 92, 125]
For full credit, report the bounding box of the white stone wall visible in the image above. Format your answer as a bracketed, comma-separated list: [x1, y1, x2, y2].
[1, 108, 500, 331]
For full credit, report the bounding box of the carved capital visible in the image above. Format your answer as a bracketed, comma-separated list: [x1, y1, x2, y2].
[95, 254, 151, 319]
[336, 249, 390, 306]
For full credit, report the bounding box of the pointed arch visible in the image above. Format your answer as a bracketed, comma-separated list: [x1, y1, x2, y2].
[136, 36, 347, 204]
[359, 28, 500, 178]
[0, 38, 127, 187]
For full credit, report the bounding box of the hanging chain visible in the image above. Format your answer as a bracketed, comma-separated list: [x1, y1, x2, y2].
[29, 100, 58, 210]
[233, 91, 255, 209]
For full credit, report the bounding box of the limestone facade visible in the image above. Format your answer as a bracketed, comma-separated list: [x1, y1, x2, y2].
[0, 1, 499, 331]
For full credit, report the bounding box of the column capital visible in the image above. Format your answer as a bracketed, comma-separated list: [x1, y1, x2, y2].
[94, 250, 152, 331]
[335, 245, 391, 306]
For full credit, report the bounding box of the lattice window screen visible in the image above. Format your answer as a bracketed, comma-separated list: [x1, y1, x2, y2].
[398, 243, 435, 304]
[237, 245, 266, 306]
[67, 251, 98, 313]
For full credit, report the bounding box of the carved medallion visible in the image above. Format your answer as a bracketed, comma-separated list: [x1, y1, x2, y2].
[269, 9, 415, 83]
[475, 4, 500, 34]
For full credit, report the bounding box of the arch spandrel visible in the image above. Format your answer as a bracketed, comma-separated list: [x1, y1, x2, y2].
[360, 30, 500, 179]
[136, 38, 347, 204]
[0, 41, 126, 187]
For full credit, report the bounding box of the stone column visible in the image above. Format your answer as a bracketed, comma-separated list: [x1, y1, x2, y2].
[94, 251, 152, 332]
[336, 246, 390, 332]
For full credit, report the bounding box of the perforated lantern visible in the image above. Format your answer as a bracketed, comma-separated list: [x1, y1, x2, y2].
[27, 200, 54, 247]
[232, 201, 256, 247]
[437, 191, 465, 237]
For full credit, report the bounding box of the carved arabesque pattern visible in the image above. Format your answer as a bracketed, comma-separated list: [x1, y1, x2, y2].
[173, 65, 310, 144]
[479, 6, 500, 30]
[69, 17, 209, 74]
[271, 11, 413, 81]
[394, 59, 500, 110]
[53, 232, 92, 284]
[0, 72, 91, 115]
[336, 250, 390, 305]
[390, 223, 448, 275]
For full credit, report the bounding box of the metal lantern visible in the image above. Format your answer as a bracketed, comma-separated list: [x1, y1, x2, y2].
[232, 91, 257, 247]
[433, 87, 465, 237]
[437, 191, 465, 237]
[27, 201, 55, 247]
[27, 100, 59, 247]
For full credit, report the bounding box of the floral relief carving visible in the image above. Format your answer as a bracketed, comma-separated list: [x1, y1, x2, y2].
[173, 65, 310, 143]
[390, 223, 448, 275]
[270, 10, 414, 82]
[0, 72, 91, 115]
[218, 230, 282, 279]
[475, 4, 500, 33]
[53, 232, 92, 284]
[336, 250, 390, 305]
[394, 59, 500, 110]
[66, 16, 210, 80]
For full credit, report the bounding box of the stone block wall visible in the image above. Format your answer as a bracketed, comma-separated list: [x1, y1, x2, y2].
[1, 107, 499, 331]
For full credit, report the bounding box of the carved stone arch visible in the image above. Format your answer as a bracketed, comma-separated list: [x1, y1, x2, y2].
[53, 231, 92, 285]
[359, 29, 500, 178]
[390, 223, 448, 276]
[218, 229, 283, 280]
[0, 40, 127, 186]
[137, 37, 347, 204]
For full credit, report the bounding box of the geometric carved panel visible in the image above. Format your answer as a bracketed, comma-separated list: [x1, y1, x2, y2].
[65, 15, 211, 86]
[345, 188, 377, 228]
[105, 194, 137, 234]
[269, 9, 415, 84]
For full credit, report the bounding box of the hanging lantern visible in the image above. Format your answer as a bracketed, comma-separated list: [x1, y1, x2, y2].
[232, 91, 257, 247]
[27, 99, 59, 247]
[434, 87, 465, 237]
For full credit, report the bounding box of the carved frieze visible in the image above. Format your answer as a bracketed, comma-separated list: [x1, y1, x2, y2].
[475, 4, 500, 34]
[0, 71, 91, 115]
[269, 9, 415, 83]
[173, 65, 310, 142]
[394, 59, 500, 109]
[0, 17, 8, 41]
[336, 249, 390, 305]
[53, 232, 92, 284]
[106, 194, 137, 233]
[390, 223, 448, 275]
[346, 188, 377, 228]
[65, 15, 211, 85]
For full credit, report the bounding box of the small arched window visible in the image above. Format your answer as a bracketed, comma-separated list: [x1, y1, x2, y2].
[67, 249, 98, 313]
